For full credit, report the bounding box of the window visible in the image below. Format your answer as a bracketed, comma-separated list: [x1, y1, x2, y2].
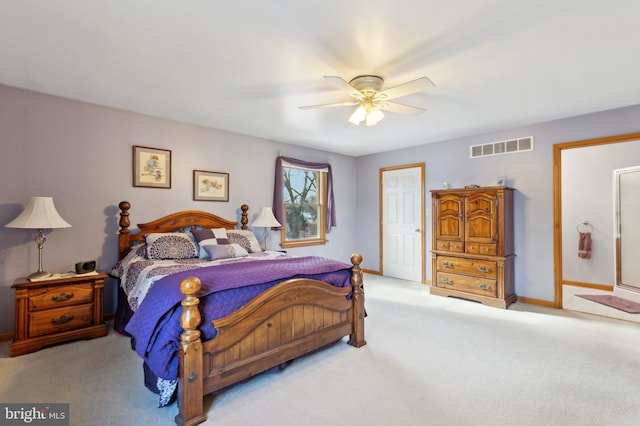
[282, 166, 325, 246]
[274, 157, 336, 248]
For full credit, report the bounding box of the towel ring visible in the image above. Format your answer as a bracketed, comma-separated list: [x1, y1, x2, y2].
[576, 221, 593, 233]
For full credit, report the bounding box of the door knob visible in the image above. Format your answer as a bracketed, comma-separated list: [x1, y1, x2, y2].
[415, 228, 421, 232]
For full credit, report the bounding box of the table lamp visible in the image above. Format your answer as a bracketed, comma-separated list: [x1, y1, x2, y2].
[5, 197, 72, 280]
[251, 207, 281, 251]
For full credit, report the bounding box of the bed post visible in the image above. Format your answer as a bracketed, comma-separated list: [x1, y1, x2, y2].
[118, 201, 131, 260]
[175, 277, 207, 426]
[240, 204, 249, 230]
[348, 253, 366, 348]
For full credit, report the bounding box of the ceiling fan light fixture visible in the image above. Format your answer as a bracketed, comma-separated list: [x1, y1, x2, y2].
[365, 106, 384, 127]
[300, 74, 433, 126]
[348, 104, 367, 126]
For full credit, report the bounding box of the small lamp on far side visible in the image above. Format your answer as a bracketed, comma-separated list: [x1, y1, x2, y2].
[5, 197, 72, 280]
[252, 207, 281, 251]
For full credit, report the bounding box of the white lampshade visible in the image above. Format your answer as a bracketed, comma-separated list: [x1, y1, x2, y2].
[252, 207, 281, 228]
[5, 197, 71, 229]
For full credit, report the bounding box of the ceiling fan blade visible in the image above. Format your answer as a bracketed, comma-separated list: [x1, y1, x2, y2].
[375, 76, 434, 101]
[323, 76, 364, 99]
[298, 101, 359, 110]
[377, 101, 426, 115]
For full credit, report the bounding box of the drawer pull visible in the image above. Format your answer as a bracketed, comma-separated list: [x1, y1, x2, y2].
[477, 266, 492, 273]
[441, 277, 453, 285]
[442, 261, 454, 268]
[52, 292, 74, 302]
[51, 315, 74, 325]
[477, 284, 492, 290]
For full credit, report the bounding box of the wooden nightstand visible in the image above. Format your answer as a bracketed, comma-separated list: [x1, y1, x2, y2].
[11, 273, 109, 356]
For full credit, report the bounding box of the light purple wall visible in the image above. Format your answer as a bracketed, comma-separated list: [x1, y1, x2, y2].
[0, 85, 359, 333]
[355, 103, 640, 301]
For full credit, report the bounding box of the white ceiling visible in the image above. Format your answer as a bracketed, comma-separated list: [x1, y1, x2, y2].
[2, 1, 640, 157]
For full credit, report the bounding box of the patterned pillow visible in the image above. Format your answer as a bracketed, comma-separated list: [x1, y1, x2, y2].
[191, 228, 214, 243]
[191, 229, 231, 258]
[202, 243, 249, 260]
[227, 230, 263, 253]
[144, 233, 199, 260]
[191, 228, 230, 244]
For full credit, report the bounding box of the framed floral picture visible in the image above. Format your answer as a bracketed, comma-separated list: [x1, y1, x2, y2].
[193, 170, 229, 201]
[133, 145, 172, 188]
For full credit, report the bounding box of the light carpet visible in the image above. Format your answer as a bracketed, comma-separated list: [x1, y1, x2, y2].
[2, 274, 640, 426]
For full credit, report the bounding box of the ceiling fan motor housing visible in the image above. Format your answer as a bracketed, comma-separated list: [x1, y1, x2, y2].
[349, 75, 384, 97]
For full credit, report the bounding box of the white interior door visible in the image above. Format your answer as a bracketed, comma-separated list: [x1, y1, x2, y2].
[382, 165, 423, 282]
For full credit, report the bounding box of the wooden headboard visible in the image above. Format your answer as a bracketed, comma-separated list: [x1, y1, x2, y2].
[117, 201, 249, 260]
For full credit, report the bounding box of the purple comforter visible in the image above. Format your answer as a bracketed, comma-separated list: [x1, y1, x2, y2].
[125, 256, 352, 380]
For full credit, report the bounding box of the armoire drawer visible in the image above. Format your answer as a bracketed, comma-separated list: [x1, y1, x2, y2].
[436, 240, 464, 253]
[466, 243, 497, 255]
[436, 272, 497, 297]
[436, 256, 497, 279]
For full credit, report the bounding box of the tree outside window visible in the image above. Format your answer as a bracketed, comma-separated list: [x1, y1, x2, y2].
[281, 166, 326, 247]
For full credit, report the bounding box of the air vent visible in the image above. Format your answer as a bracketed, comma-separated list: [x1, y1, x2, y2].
[470, 136, 534, 158]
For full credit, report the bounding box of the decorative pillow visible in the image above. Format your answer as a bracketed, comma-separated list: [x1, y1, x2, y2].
[191, 228, 213, 243]
[211, 228, 228, 239]
[227, 229, 263, 253]
[134, 244, 148, 258]
[191, 228, 229, 243]
[191, 228, 231, 258]
[202, 243, 249, 260]
[144, 233, 199, 260]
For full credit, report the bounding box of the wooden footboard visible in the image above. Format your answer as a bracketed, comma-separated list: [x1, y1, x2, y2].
[175, 254, 366, 426]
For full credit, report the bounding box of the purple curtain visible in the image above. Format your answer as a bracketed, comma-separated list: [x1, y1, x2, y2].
[273, 156, 336, 233]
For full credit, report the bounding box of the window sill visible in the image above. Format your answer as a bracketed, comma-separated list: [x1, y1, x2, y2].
[280, 239, 328, 249]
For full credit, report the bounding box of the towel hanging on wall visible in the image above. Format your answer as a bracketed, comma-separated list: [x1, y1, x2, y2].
[578, 232, 592, 259]
[577, 221, 593, 259]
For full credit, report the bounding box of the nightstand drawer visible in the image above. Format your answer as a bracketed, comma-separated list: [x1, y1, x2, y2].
[28, 283, 93, 311]
[29, 304, 93, 337]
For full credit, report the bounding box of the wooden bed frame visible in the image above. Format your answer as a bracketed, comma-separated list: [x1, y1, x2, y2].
[117, 201, 366, 426]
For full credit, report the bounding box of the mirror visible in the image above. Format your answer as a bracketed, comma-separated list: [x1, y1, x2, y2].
[615, 166, 640, 291]
[553, 132, 640, 307]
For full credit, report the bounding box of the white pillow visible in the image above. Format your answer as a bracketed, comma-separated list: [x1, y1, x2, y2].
[202, 243, 249, 260]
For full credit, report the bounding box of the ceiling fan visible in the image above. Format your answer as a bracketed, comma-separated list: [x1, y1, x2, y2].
[299, 75, 434, 126]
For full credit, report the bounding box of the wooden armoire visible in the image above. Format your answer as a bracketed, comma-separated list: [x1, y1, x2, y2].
[430, 186, 516, 308]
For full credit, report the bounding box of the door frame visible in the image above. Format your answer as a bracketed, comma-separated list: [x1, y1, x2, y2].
[379, 163, 426, 283]
[553, 131, 640, 307]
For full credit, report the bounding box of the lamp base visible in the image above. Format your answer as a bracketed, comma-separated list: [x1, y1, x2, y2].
[28, 270, 52, 281]
[262, 228, 269, 251]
